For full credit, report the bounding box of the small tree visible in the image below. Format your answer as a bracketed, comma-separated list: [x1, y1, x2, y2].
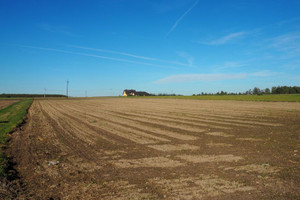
[253, 87, 261, 95]
[265, 88, 270, 94]
[272, 87, 277, 94]
[245, 89, 252, 95]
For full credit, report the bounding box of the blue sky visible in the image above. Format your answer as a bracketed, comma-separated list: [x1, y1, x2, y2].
[0, 0, 300, 96]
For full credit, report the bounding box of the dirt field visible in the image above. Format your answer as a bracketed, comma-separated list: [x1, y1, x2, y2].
[0, 99, 19, 110]
[8, 98, 300, 199]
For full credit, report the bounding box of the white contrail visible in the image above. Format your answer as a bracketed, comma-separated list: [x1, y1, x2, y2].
[167, 0, 199, 36]
[17, 45, 179, 69]
[70, 45, 191, 67]
[70, 45, 156, 61]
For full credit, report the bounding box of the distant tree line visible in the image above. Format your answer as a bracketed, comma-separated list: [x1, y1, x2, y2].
[193, 86, 300, 96]
[271, 86, 300, 94]
[0, 93, 67, 98]
[155, 93, 183, 96]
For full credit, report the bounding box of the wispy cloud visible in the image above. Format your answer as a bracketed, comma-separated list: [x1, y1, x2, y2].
[155, 70, 274, 83]
[39, 23, 78, 37]
[167, 0, 199, 36]
[250, 70, 275, 77]
[70, 45, 192, 67]
[176, 51, 194, 66]
[269, 32, 300, 57]
[201, 17, 300, 46]
[204, 32, 247, 45]
[270, 33, 300, 49]
[251, 31, 300, 61]
[155, 73, 247, 83]
[17, 45, 179, 69]
[213, 61, 246, 71]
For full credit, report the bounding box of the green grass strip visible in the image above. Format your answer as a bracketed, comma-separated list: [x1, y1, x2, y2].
[0, 99, 33, 177]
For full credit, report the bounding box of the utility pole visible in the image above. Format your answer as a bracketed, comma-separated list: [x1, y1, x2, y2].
[44, 88, 46, 98]
[66, 80, 69, 98]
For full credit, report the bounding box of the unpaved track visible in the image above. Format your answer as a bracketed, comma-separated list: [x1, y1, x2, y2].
[8, 98, 300, 199]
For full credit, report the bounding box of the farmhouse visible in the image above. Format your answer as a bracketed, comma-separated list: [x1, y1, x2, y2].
[123, 89, 136, 96]
[123, 89, 150, 96]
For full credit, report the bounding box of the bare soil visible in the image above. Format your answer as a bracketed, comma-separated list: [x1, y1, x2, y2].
[0, 99, 19, 110]
[6, 98, 300, 199]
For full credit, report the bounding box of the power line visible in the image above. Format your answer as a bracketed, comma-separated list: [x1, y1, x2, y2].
[66, 80, 69, 98]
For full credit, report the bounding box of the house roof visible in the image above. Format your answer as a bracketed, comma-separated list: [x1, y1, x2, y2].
[123, 89, 136, 94]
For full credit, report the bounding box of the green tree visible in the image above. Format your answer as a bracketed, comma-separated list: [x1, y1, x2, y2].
[253, 87, 261, 95]
[272, 87, 277, 94]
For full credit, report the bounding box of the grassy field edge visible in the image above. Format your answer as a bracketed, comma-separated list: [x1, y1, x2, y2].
[0, 99, 33, 177]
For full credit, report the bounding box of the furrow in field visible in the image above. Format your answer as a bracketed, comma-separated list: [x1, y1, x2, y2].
[137, 110, 281, 127]
[152, 110, 270, 127]
[96, 121, 170, 143]
[45, 101, 118, 145]
[45, 101, 112, 146]
[105, 110, 210, 134]
[194, 112, 274, 122]
[177, 154, 243, 163]
[236, 137, 264, 142]
[207, 143, 233, 147]
[43, 101, 106, 148]
[205, 132, 234, 137]
[93, 112, 199, 141]
[173, 107, 272, 120]
[149, 175, 254, 199]
[54, 102, 200, 141]
[46, 101, 138, 146]
[53, 102, 171, 143]
[108, 110, 233, 130]
[87, 112, 196, 141]
[53, 98, 283, 128]
[135, 125, 199, 141]
[92, 124, 159, 144]
[38, 101, 99, 161]
[148, 144, 199, 152]
[132, 111, 258, 128]
[224, 164, 280, 174]
[47, 101, 164, 145]
[113, 157, 184, 168]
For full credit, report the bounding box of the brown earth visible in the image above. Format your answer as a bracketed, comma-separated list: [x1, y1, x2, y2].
[5, 98, 300, 199]
[0, 99, 20, 110]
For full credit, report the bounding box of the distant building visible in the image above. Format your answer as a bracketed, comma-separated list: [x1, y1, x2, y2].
[123, 89, 149, 96]
[123, 89, 136, 96]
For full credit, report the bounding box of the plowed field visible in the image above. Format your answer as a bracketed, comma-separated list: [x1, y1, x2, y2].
[0, 99, 19, 110]
[9, 98, 300, 199]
